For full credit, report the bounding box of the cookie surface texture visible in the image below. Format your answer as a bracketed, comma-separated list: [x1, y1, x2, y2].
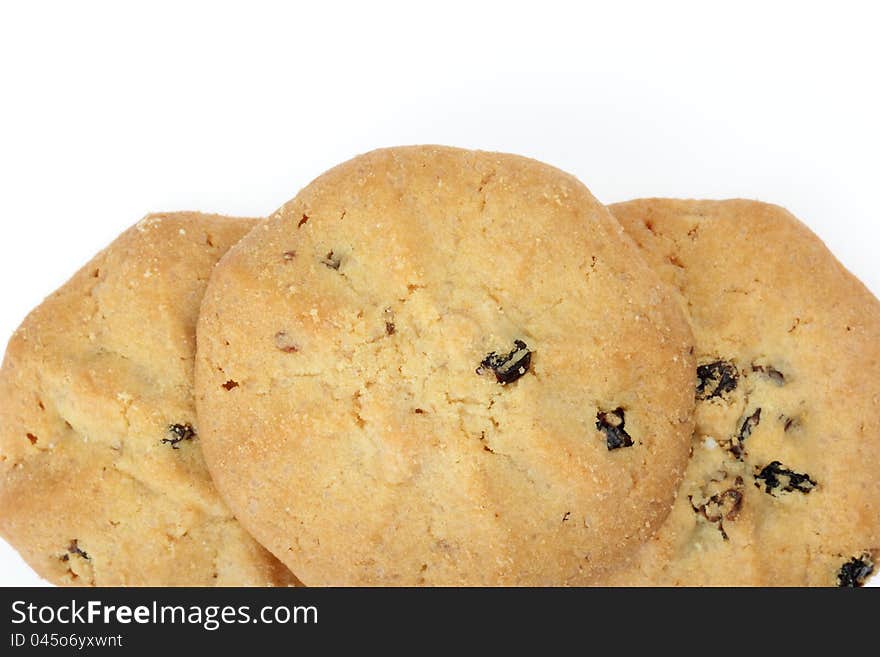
[0, 212, 296, 586]
[606, 199, 880, 586]
[196, 146, 695, 585]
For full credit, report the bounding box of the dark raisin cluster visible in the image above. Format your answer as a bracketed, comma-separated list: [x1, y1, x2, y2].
[837, 554, 874, 587]
[754, 461, 816, 495]
[162, 423, 196, 449]
[696, 360, 738, 400]
[596, 408, 634, 451]
[477, 340, 532, 385]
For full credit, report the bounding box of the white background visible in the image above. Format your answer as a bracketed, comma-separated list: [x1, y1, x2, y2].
[1, 1, 878, 587]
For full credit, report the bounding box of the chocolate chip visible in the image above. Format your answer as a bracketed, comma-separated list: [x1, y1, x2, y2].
[754, 461, 817, 495]
[298, 214, 309, 228]
[730, 408, 761, 459]
[596, 408, 634, 450]
[837, 554, 874, 587]
[222, 380, 240, 391]
[477, 340, 532, 385]
[26, 433, 38, 445]
[696, 360, 739, 400]
[162, 423, 196, 449]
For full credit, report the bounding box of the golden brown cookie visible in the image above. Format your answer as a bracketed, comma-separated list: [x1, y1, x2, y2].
[606, 199, 880, 586]
[196, 146, 695, 586]
[0, 212, 296, 586]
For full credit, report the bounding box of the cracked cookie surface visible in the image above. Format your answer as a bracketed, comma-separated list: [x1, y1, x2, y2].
[603, 199, 880, 586]
[195, 146, 696, 586]
[0, 213, 296, 586]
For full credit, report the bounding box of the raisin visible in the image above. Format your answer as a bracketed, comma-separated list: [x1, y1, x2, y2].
[689, 475, 744, 540]
[479, 431, 496, 454]
[62, 539, 90, 562]
[729, 408, 761, 459]
[321, 250, 341, 270]
[696, 360, 739, 400]
[275, 331, 300, 353]
[384, 308, 396, 336]
[477, 340, 532, 385]
[26, 433, 38, 445]
[751, 364, 785, 384]
[837, 554, 875, 587]
[780, 414, 798, 432]
[596, 408, 634, 450]
[754, 461, 817, 495]
[162, 423, 196, 449]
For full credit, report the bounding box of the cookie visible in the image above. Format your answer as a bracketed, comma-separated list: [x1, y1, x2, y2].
[195, 146, 696, 586]
[0, 212, 296, 586]
[605, 199, 880, 586]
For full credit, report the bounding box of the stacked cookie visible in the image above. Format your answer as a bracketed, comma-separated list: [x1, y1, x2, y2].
[1, 147, 877, 587]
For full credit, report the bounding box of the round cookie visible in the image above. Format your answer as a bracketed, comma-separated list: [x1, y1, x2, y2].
[196, 146, 696, 586]
[605, 199, 880, 586]
[0, 212, 297, 586]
